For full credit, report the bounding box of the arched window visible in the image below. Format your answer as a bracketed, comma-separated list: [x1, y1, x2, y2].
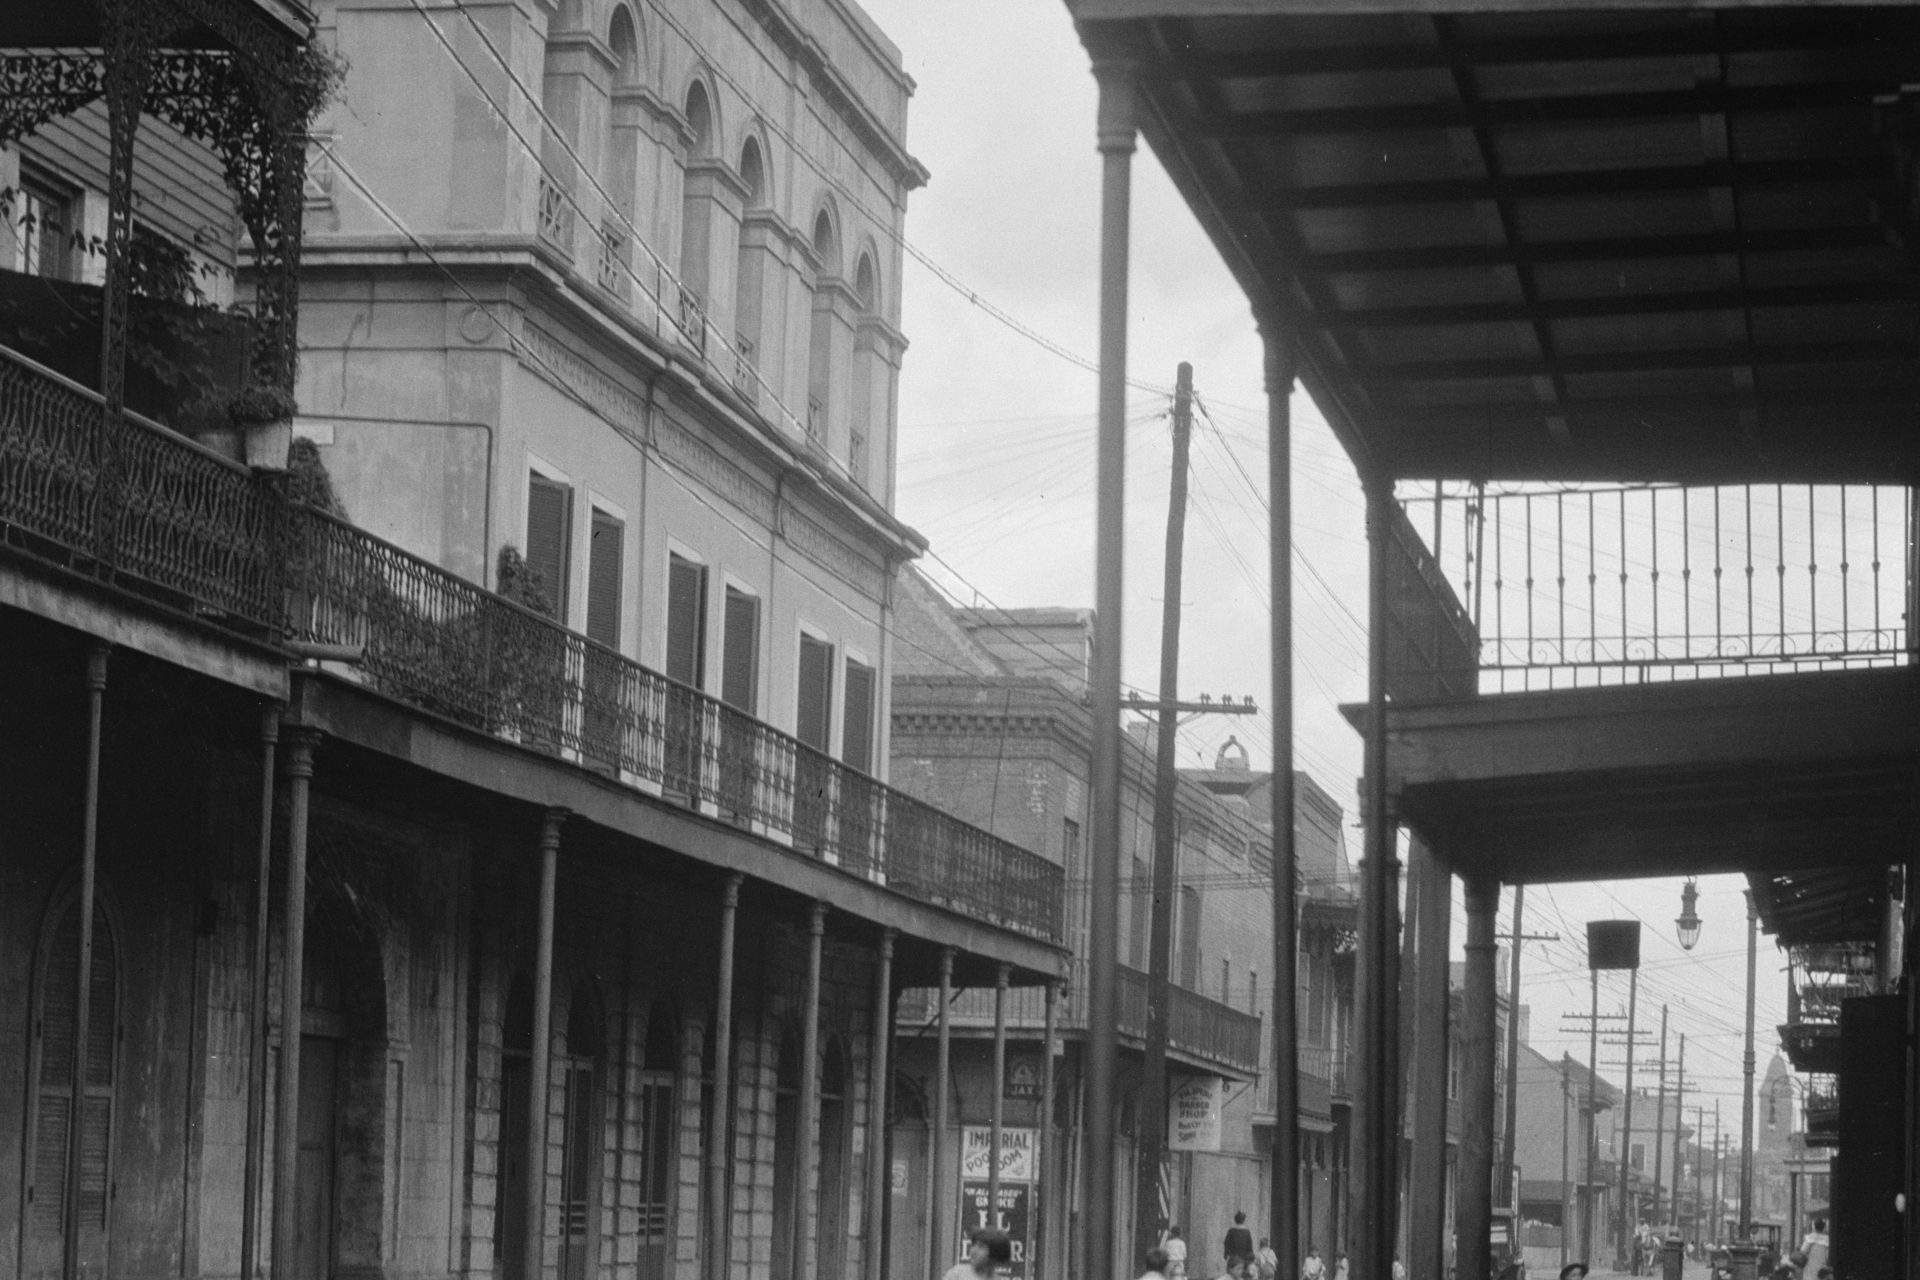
[561, 980, 605, 1280]
[854, 253, 876, 314]
[639, 1000, 679, 1280]
[609, 6, 639, 85]
[733, 136, 767, 400]
[807, 209, 839, 441]
[600, 5, 642, 294]
[771, 1027, 803, 1280]
[816, 1038, 852, 1280]
[678, 79, 715, 338]
[24, 886, 118, 1278]
[849, 250, 880, 481]
[537, 0, 589, 251]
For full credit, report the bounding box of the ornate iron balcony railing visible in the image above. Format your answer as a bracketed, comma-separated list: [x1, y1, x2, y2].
[1397, 481, 1915, 695]
[0, 344, 1062, 943]
[896, 959, 1264, 1077]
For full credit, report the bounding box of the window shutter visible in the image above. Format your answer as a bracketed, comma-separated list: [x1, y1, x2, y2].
[666, 556, 707, 687]
[30, 897, 115, 1241]
[841, 660, 874, 772]
[525, 473, 573, 619]
[721, 589, 759, 713]
[796, 636, 833, 751]
[586, 510, 623, 649]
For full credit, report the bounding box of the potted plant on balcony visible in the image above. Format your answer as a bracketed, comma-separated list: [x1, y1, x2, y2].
[228, 381, 298, 470]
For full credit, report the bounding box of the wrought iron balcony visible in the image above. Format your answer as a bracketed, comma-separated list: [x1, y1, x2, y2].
[0, 344, 1062, 943]
[897, 959, 1263, 1078]
[1392, 482, 1914, 697]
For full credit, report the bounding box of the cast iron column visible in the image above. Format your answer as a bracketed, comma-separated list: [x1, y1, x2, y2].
[708, 874, 743, 1280]
[270, 727, 320, 1280]
[991, 963, 1011, 1217]
[1038, 979, 1060, 1280]
[1087, 53, 1137, 1280]
[932, 947, 956, 1278]
[1261, 317, 1300, 1278]
[241, 705, 280, 1280]
[523, 808, 565, 1280]
[1457, 877, 1499, 1280]
[793, 902, 827, 1280]
[867, 929, 896, 1280]
[63, 646, 109, 1280]
[1408, 836, 1452, 1280]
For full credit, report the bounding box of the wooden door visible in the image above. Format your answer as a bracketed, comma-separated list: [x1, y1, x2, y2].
[497, 1055, 531, 1280]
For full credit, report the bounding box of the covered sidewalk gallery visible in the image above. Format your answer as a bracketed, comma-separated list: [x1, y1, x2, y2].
[1058, 4, 1920, 1280]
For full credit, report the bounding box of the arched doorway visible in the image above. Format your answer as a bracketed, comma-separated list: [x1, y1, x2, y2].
[23, 884, 119, 1280]
[639, 999, 679, 1280]
[496, 972, 534, 1280]
[560, 981, 604, 1280]
[816, 1038, 851, 1280]
[292, 924, 348, 1280]
[771, 1027, 803, 1280]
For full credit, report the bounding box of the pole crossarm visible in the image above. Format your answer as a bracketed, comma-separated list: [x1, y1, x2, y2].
[1121, 693, 1260, 715]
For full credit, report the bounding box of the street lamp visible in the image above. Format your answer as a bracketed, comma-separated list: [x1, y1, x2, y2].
[1676, 879, 1702, 951]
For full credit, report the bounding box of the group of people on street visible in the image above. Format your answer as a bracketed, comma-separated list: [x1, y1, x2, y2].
[1153, 1215, 1291, 1280]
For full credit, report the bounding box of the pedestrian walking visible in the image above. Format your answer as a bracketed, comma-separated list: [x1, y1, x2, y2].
[1225, 1212, 1254, 1268]
[1164, 1227, 1189, 1280]
[1141, 1248, 1172, 1280]
[942, 1230, 1010, 1280]
[1299, 1246, 1325, 1280]
[1255, 1238, 1279, 1280]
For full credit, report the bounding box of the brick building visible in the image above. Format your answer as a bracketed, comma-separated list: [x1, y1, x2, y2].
[888, 568, 1361, 1275]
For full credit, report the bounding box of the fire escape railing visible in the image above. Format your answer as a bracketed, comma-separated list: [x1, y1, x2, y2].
[1398, 482, 1915, 695]
[0, 344, 1062, 942]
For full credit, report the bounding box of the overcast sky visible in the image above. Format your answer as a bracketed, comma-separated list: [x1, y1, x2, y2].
[860, 0, 1790, 1134]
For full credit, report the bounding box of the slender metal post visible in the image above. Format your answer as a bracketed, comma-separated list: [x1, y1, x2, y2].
[241, 706, 280, 1280]
[1355, 475, 1400, 1280]
[1617, 968, 1640, 1263]
[1584, 969, 1600, 1266]
[866, 929, 896, 1280]
[524, 808, 566, 1280]
[1499, 886, 1526, 1211]
[1408, 837, 1451, 1280]
[63, 646, 109, 1280]
[1087, 56, 1137, 1280]
[1738, 893, 1758, 1239]
[709, 874, 743, 1280]
[1037, 979, 1059, 1280]
[932, 947, 956, 1279]
[1560, 1063, 1572, 1270]
[1261, 318, 1300, 1280]
[991, 963, 1011, 1221]
[270, 727, 320, 1280]
[794, 902, 827, 1280]
[1456, 877, 1498, 1280]
[1140, 363, 1193, 1261]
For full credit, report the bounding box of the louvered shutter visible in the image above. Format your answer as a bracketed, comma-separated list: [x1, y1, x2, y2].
[29, 897, 116, 1246]
[721, 589, 759, 713]
[586, 509, 623, 649]
[841, 660, 874, 772]
[796, 636, 833, 752]
[525, 472, 573, 619]
[666, 556, 707, 687]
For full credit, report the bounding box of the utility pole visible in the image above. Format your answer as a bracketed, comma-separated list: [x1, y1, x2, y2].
[1669, 1035, 1686, 1237]
[1560, 1059, 1572, 1270]
[1711, 1106, 1723, 1245]
[1137, 361, 1193, 1263]
[1134, 366, 1261, 1260]
[1738, 892, 1758, 1242]
[1651, 1008, 1668, 1232]
[1496, 895, 1554, 1212]
[1691, 1107, 1705, 1253]
[1584, 969, 1600, 1267]
[1615, 968, 1640, 1265]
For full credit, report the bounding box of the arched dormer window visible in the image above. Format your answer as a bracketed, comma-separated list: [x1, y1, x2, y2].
[807, 208, 839, 442]
[732, 135, 768, 400]
[678, 79, 717, 347]
[849, 249, 882, 486]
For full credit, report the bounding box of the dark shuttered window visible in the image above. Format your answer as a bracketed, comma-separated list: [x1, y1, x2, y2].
[666, 555, 707, 687]
[841, 659, 874, 773]
[796, 635, 834, 752]
[721, 588, 759, 713]
[526, 472, 574, 619]
[586, 509, 623, 649]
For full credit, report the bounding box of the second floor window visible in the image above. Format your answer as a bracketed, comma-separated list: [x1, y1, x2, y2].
[18, 177, 74, 281]
[842, 658, 875, 773]
[526, 471, 574, 620]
